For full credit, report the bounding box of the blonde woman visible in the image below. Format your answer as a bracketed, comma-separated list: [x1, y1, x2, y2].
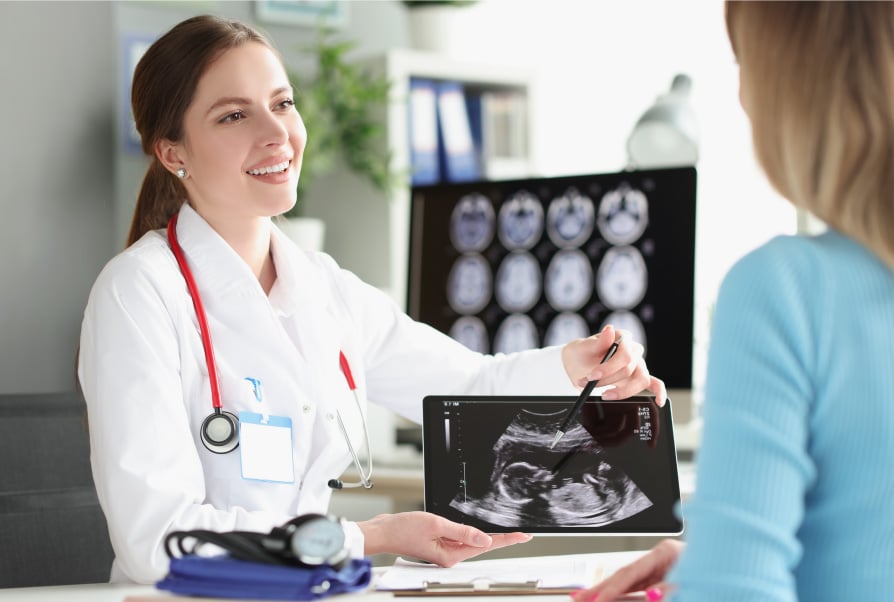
[573, 2, 894, 600]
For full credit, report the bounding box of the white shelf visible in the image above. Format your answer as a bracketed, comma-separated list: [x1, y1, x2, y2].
[300, 49, 537, 464]
[302, 48, 537, 310]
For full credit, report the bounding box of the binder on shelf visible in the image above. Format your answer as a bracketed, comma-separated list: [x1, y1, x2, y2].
[436, 80, 481, 182]
[480, 90, 530, 179]
[465, 90, 485, 175]
[408, 77, 441, 185]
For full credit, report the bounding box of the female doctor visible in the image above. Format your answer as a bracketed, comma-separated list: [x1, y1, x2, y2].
[77, 14, 666, 584]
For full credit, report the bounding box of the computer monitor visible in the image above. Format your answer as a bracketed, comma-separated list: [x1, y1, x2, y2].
[407, 166, 697, 389]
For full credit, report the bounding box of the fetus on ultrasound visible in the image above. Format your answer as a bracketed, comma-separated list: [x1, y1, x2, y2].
[448, 407, 651, 528]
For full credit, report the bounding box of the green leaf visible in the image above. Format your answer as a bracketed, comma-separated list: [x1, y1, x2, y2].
[286, 28, 393, 217]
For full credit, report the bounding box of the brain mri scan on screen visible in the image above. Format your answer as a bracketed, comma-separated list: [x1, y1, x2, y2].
[409, 166, 697, 389]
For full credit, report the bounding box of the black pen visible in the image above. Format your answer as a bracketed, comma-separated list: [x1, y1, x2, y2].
[549, 335, 623, 449]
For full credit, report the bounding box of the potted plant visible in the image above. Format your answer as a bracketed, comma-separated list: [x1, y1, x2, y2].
[403, 0, 478, 54]
[279, 29, 394, 250]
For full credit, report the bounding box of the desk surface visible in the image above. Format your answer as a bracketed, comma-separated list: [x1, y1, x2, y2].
[0, 551, 647, 602]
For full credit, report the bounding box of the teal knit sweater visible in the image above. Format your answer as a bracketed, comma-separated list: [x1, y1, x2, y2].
[667, 230, 894, 601]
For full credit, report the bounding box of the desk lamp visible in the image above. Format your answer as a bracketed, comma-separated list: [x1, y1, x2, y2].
[627, 74, 699, 168]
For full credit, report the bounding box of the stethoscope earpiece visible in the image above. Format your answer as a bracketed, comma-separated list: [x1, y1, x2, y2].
[200, 410, 240, 454]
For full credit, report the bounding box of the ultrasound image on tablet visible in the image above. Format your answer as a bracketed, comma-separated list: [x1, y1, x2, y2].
[422, 396, 683, 535]
[447, 407, 652, 528]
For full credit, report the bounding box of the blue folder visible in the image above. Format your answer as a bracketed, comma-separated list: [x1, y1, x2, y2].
[408, 78, 441, 185]
[436, 80, 482, 182]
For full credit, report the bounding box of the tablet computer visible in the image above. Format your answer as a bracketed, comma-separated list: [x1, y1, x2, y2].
[422, 395, 683, 535]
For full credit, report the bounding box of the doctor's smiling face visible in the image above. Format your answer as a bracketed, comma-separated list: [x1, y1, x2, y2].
[157, 41, 306, 231]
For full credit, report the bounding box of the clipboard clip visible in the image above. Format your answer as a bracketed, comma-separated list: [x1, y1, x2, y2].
[423, 579, 542, 592]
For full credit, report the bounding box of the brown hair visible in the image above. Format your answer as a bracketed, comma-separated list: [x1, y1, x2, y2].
[725, 1, 894, 268]
[126, 15, 273, 246]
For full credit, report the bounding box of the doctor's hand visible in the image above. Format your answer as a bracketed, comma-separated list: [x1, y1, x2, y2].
[358, 511, 532, 567]
[561, 325, 667, 406]
[570, 539, 683, 602]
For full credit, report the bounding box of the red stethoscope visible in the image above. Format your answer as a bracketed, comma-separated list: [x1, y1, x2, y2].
[166, 212, 373, 489]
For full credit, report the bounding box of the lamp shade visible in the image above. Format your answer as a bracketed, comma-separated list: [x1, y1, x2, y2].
[627, 74, 699, 169]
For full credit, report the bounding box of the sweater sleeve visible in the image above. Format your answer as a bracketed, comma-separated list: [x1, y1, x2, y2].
[666, 239, 817, 602]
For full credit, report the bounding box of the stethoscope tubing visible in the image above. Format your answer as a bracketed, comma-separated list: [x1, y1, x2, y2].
[166, 212, 373, 486]
[337, 355, 373, 489]
[167, 213, 224, 412]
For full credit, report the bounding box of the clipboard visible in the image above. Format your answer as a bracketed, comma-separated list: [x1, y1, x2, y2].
[391, 581, 651, 599]
[392, 578, 574, 596]
[377, 554, 656, 599]
[377, 555, 601, 597]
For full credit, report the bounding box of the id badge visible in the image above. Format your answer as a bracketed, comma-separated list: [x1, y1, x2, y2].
[238, 411, 295, 483]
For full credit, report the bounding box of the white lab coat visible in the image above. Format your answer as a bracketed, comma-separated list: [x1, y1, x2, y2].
[78, 203, 577, 584]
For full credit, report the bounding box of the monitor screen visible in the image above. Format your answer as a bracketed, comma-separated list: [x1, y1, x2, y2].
[422, 395, 683, 535]
[407, 166, 697, 389]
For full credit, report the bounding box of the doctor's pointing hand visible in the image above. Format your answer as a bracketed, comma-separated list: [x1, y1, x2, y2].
[77, 14, 664, 584]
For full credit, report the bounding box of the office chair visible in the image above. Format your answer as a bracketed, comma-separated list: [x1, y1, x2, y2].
[0, 392, 114, 588]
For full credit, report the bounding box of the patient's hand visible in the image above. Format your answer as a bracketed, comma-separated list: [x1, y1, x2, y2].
[570, 539, 683, 602]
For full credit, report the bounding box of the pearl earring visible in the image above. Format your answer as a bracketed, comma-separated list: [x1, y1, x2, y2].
[176, 168, 187, 179]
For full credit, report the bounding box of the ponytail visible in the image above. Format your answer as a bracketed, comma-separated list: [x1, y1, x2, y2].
[126, 158, 185, 247]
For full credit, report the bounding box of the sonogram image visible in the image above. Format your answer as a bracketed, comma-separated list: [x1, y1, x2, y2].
[448, 407, 652, 528]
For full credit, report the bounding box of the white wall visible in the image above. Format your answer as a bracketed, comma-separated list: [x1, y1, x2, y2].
[0, 1, 116, 393]
[411, 0, 796, 403]
[1, 0, 794, 402]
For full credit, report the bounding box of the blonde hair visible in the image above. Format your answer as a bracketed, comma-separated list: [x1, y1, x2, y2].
[726, 1, 894, 268]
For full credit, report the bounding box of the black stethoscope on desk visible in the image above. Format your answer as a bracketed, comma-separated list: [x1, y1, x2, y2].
[166, 212, 373, 489]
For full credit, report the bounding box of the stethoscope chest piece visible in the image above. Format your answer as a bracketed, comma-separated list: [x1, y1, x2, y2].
[168, 213, 371, 480]
[200, 411, 240, 454]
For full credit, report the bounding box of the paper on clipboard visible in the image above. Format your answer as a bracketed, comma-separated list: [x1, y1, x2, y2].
[376, 554, 603, 595]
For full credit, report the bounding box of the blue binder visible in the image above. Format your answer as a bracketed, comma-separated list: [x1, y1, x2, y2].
[436, 81, 481, 182]
[465, 91, 485, 174]
[408, 78, 441, 185]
